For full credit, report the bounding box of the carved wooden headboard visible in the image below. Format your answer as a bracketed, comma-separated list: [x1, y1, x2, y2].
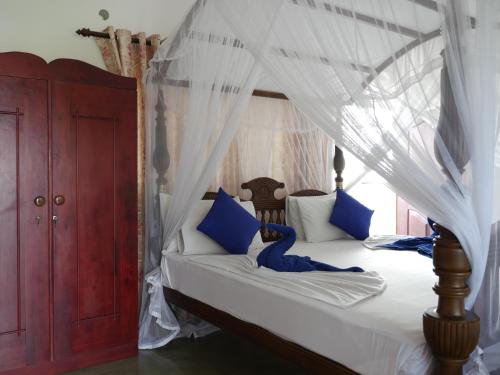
[204, 177, 328, 242]
[201, 146, 344, 242]
[242, 177, 327, 242]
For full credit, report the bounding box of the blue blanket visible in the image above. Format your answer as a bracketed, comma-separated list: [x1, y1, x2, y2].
[377, 236, 433, 258]
[257, 224, 364, 272]
[377, 218, 436, 258]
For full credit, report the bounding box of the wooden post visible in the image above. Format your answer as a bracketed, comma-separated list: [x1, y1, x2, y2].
[152, 85, 169, 192]
[422, 51, 480, 374]
[334, 146, 345, 190]
[423, 225, 480, 374]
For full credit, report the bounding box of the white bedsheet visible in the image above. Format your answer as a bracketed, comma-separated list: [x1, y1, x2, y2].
[161, 240, 436, 374]
[190, 255, 386, 308]
[363, 235, 413, 249]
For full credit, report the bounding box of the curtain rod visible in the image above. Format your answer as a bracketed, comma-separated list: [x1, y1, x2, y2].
[76, 28, 154, 46]
[76, 28, 288, 100]
[171, 80, 288, 100]
[252, 89, 288, 100]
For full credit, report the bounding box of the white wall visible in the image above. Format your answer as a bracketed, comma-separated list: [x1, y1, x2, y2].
[0, 0, 196, 69]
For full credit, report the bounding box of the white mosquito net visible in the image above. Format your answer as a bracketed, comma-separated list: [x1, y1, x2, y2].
[140, 0, 500, 372]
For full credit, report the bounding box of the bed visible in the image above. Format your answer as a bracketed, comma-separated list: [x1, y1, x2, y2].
[162, 240, 436, 374]
[160, 174, 443, 374]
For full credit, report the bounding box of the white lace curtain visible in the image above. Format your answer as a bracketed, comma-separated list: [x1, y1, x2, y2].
[163, 89, 333, 197]
[211, 95, 333, 197]
[141, 0, 500, 371]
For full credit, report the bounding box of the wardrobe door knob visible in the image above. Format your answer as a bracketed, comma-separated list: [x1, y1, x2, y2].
[54, 195, 65, 206]
[34, 196, 46, 207]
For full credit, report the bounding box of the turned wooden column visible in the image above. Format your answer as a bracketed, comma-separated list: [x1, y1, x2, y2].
[152, 81, 169, 193]
[423, 51, 479, 374]
[423, 225, 480, 374]
[334, 146, 345, 189]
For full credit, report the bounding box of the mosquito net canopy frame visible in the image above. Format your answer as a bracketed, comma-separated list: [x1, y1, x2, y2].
[140, 1, 500, 373]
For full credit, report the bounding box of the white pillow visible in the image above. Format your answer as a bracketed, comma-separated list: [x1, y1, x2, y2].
[239, 200, 265, 249]
[159, 193, 230, 255]
[179, 199, 227, 255]
[180, 198, 264, 255]
[286, 194, 335, 240]
[296, 194, 347, 243]
[285, 197, 306, 240]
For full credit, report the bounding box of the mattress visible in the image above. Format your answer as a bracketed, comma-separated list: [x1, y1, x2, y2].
[161, 240, 436, 374]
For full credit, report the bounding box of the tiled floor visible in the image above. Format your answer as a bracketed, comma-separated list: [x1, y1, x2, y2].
[64, 331, 306, 375]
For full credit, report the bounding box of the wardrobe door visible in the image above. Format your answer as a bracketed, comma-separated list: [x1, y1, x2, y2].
[0, 76, 50, 371]
[52, 81, 137, 358]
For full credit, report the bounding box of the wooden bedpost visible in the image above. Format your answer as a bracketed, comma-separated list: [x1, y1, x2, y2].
[422, 52, 480, 374]
[423, 225, 480, 374]
[152, 80, 169, 192]
[334, 146, 344, 190]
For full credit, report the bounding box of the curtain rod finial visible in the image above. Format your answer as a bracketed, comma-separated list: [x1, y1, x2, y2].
[76, 28, 91, 37]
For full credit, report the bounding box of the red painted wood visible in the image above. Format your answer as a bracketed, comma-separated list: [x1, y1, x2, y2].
[52, 81, 138, 359]
[76, 114, 116, 321]
[49, 59, 136, 90]
[0, 108, 19, 335]
[0, 52, 137, 374]
[0, 52, 135, 90]
[0, 53, 50, 80]
[0, 343, 137, 375]
[396, 196, 432, 236]
[0, 75, 50, 372]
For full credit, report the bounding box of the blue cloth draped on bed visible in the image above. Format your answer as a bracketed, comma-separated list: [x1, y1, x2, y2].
[376, 218, 436, 258]
[377, 237, 434, 258]
[257, 223, 364, 272]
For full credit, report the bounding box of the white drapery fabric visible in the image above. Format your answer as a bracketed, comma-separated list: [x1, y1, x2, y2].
[210, 96, 333, 198]
[161, 89, 333, 198]
[140, 0, 500, 371]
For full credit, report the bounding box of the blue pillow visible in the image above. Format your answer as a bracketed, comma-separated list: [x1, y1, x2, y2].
[329, 189, 374, 240]
[197, 188, 261, 254]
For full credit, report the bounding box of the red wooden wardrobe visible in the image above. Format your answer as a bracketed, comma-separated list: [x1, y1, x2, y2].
[0, 52, 138, 374]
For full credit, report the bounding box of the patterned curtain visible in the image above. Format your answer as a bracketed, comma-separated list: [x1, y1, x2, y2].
[207, 96, 333, 198]
[95, 26, 161, 282]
